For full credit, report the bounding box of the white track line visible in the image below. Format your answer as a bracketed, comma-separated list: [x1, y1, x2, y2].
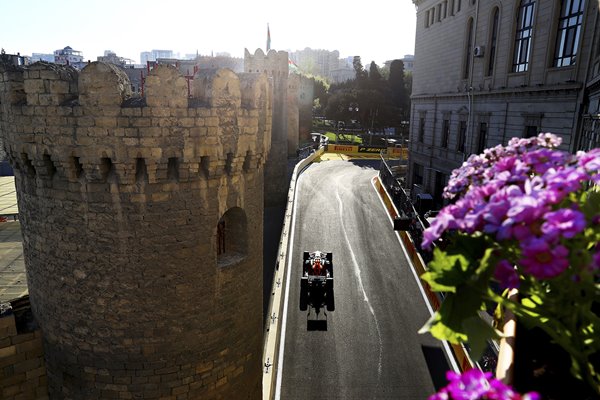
[335, 183, 383, 378]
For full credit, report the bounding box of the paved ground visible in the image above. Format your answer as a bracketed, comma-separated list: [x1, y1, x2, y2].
[0, 177, 27, 304]
[0, 176, 19, 218]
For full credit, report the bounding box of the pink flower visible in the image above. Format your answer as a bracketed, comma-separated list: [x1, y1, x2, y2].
[541, 208, 586, 240]
[519, 238, 569, 279]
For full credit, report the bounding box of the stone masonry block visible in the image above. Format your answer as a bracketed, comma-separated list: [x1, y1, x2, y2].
[0, 314, 17, 338]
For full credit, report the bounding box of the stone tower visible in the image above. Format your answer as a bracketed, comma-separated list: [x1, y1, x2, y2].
[244, 49, 291, 207]
[0, 61, 271, 399]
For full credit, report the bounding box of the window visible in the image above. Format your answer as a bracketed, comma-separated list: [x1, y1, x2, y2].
[464, 18, 474, 79]
[437, 4, 442, 21]
[450, 0, 455, 15]
[487, 8, 500, 76]
[425, 10, 430, 28]
[443, 1, 448, 18]
[434, 172, 448, 208]
[431, 7, 436, 25]
[477, 122, 488, 153]
[457, 120, 467, 153]
[513, 0, 536, 72]
[217, 207, 248, 266]
[457, 0, 462, 13]
[441, 119, 450, 148]
[524, 125, 538, 138]
[554, 0, 585, 67]
[217, 219, 226, 256]
[419, 115, 425, 142]
[413, 163, 424, 185]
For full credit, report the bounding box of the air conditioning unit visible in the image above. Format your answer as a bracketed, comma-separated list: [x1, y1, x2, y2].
[474, 46, 485, 57]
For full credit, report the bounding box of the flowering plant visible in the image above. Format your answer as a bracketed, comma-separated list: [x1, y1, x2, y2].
[430, 369, 539, 400]
[419, 133, 600, 395]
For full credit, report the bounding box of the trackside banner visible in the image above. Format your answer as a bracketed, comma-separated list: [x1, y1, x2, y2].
[327, 144, 359, 153]
[326, 144, 408, 157]
[387, 147, 409, 158]
[357, 146, 383, 153]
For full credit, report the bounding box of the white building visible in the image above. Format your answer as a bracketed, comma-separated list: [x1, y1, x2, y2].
[140, 50, 174, 64]
[54, 46, 84, 66]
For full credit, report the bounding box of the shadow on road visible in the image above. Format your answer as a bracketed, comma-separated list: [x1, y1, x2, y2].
[307, 317, 328, 331]
[421, 345, 452, 391]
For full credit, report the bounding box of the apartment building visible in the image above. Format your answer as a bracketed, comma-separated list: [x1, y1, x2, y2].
[409, 0, 600, 208]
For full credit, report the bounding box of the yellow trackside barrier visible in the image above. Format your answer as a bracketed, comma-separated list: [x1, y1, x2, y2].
[327, 144, 359, 153]
[386, 147, 409, 159]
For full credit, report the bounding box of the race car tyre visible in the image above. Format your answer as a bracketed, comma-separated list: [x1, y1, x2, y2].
[303, 251, 310, 275]
[299, 278, 308, 311]
[326, 252, 333, 277]
[326, 280, 335, 312]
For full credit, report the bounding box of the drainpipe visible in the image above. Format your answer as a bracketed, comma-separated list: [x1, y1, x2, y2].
[465, 0, 481, 161]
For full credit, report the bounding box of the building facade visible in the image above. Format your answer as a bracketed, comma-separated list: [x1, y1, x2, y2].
[53, 46, 84, 67]
[409, 0, 600, 208]
[140, 49, 174, 64]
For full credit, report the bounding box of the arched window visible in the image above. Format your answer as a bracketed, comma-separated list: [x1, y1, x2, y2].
[554, 0, 585, 67]
[216, 207, 248, 267]
[487, 8, 500, 76]
[512, 0, 536, 72]
[464, 18, 474, 79]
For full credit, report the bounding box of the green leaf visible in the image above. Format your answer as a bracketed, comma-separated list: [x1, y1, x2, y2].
[581, 190, 600, 220]
[462, 315, 500, 361]
[422, 234, 490, 293]
[419, 284, 487, 345]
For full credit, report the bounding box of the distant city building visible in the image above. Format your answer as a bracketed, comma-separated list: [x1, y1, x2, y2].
[140, 49, 174, 64]
[97, 50, 134, 68]
[401, 54, 414, 73]
[289, 48, 341, 80]
[0, 50, 28, 67]
[31, 53, 54, 63]
[409, 0, 600, 208]
[54, 46, 84, 67]
[329, 62, 355, 83]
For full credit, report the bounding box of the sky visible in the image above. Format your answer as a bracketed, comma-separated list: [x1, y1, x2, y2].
[1, 0, 417, 67]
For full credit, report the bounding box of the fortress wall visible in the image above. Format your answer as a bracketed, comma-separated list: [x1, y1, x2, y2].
[244, 49, 289, 206]
[0, 61, 271, 400]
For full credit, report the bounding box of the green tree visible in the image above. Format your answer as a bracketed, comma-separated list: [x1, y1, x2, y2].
[369, 61, 382, 83]
[388, 60, 408, 112]
[353, 56, 368, 84]
[311, 77, 329, 115]
[323, 57, 410, 133]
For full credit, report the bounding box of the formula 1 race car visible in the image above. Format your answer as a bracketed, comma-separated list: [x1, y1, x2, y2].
[299, 251, 334, 313]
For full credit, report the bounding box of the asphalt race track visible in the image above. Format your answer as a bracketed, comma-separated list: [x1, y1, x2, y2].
[277, 159, 451, 399]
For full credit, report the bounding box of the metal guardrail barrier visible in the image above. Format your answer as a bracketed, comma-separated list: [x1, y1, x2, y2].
[378, 155, 432, 265]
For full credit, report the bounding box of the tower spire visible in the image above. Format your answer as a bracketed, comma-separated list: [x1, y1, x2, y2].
[266, 23, 271, 52]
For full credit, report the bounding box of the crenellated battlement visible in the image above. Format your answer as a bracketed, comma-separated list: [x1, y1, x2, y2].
[244, 48, 289, 77]
[0, 61, 272, 188]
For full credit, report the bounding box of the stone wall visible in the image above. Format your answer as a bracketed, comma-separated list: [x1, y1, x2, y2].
[244, 49, 290, 207]
[0, 298, 47, 400]
[0, 61, 271, 399]
[286, 73, 299, 155]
